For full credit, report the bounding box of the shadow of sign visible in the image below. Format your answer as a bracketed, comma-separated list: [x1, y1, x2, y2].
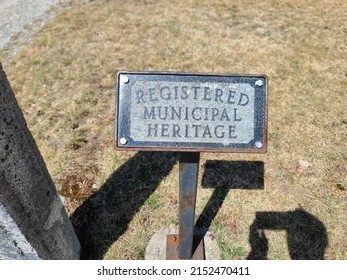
[202, 160, 264, 190]
[70, 151, 177, 259]
[195, 161, 264, 238]
[247, 208, 328, 259]
[71, 157, 265, 259]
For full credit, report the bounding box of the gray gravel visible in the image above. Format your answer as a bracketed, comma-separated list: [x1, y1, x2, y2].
[0, 0, 61, 52]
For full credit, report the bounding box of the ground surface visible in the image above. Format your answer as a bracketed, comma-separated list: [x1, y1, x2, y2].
[0, 0, 346, 260]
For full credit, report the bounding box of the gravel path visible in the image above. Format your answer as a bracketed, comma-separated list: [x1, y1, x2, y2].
[0, 0, 61, 52]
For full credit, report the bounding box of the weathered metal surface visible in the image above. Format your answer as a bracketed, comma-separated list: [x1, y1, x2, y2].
[115, 71, 268, 153]
[178, 152, 200, 259]
[166, 234, 205, 260]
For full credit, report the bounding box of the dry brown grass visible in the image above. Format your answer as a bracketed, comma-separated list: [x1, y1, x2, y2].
[1, 0, 346, 259]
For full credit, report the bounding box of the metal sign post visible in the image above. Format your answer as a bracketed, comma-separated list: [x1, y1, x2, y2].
[115, 71, 268, 260]
[166, 152, 204, 259]
[178, 152, 200, 259]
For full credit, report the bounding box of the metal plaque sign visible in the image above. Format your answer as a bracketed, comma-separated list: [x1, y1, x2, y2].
[115, 72, 267, 153]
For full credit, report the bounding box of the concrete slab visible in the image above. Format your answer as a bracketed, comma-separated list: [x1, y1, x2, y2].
[0, 63, 80, 259]
[145, 225, 221, 260]
[0, 202, 40, 260]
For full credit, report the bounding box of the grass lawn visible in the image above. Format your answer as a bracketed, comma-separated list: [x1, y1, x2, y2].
[1, 0, 346, 259]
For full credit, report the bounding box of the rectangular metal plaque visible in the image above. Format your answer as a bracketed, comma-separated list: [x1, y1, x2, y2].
[115, 71, 267, 153]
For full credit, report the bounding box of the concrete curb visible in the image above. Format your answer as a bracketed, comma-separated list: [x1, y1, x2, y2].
[0, 63, 80, 259]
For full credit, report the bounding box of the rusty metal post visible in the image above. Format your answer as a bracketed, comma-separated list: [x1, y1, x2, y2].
[166, 152, 205, 260]
[178, 152, 200, 259]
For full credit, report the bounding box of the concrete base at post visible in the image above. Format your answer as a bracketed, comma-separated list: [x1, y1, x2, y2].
[145, 225, 221, 260]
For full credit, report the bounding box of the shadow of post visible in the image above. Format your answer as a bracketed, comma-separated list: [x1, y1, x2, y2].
[247, 208, 328, 259]
[195, 160, 264, 238]
[70, 151, 177, 259]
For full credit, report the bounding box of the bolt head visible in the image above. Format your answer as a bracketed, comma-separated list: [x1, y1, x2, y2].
[255, 141, 263, 148]
[120, 75, 129, 84]
[168, 235, 177, 245]
[119, 137, 128, 145]
[255, 79, 264, 87]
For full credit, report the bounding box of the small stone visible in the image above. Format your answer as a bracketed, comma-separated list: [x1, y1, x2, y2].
[296, 160, 312, 173]
[255, 27, 267, 35]
[336, 184, 345, 191]
[92, 183, 99, 190]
